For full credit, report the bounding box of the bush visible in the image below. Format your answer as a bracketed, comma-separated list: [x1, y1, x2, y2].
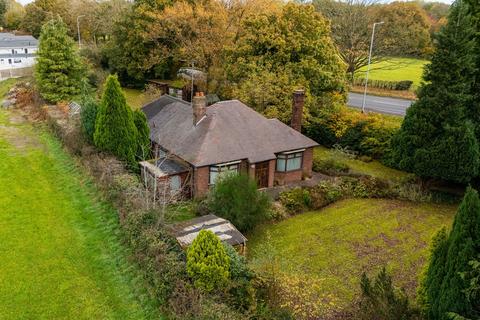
[187, 230, 230, 293]
[358, 267, 421, 320]
[223, 244, 256, 312]
[353, 78, 413, 91]
[309, 180, 343, 209]
[313, 158, 349, 175]
[80, 90, 98, 144]
[207, 174, 270, 232]
[304, 105, 400, 160]
[339, 176, 394, 199]
[279, 187, 311, 214]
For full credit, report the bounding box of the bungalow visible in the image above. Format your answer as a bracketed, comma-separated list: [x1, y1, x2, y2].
[141, 90, 319, 198]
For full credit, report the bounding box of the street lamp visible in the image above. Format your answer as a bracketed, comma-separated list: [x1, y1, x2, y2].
[77, 15, 86, 48]
[362, 21, 384, 113]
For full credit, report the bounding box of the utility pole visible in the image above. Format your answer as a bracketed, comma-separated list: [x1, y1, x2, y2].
[362, 21, 384, 113]
[191, 61, 194, 104]
[77, 15, 86, 48]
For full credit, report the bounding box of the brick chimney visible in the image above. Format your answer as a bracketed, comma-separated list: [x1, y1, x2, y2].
[192, 92, 207, 126]
[291, 89, 305, 132]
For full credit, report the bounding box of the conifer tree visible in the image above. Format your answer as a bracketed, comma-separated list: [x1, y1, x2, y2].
[438, 187, 480, 318]
[132, 109, 151, 161]
[94, 75, 138, 167]
[419, 187, 480, 319]
[35, 17, 83, 103]
[388, 1, 479, 183]
[186, 230, 230, 292]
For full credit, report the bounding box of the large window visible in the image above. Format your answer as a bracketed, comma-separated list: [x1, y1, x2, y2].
[276, 151, 303, 172]
[209, 162, 240, 185]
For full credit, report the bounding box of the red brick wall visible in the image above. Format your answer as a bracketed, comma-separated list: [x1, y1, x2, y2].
[194, 166, 209, 198]
[274, 147, 314, 186]
[303, 147, 313, 177]
[268, 159, 275, 187]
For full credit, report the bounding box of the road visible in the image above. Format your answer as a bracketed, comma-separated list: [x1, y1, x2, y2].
[347, 92, 414, 116]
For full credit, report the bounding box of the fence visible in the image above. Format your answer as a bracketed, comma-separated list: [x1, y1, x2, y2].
[0, 67, 34, 81]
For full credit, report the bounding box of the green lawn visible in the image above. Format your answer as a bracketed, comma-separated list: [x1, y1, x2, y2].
[314, 146, 408, 181]
[0, 109, 161, 319]
[123, 88, 145, 109]
[248, 198, 456, 319]
[357, 57, 429, 89]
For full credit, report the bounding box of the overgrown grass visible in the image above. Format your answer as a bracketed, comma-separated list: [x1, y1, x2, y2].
[248, 198, 456, 318]
[357, 57, 429, 89]
[314, 146, 408, 181]
[0, 110, 162, 319]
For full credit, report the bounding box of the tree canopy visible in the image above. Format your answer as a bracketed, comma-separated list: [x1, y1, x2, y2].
[226, 2, 346, 123]
[419, 187, 480, 319]
[35, 16, 83, 103]
[388, 0, 480, 183]
[94, 74, 138, 167]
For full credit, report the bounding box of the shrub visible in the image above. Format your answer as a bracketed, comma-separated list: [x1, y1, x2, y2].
[207, 174, 270, 232]
[353, 78, 413, 91]
[187, 230, 230, 292]
[304, 105, 400, 160]
[309, 181, 343, 209]
[79, 87, 98, 144]
[312, 158, 349, 175]
[358, 267, 421, 320]
[223, 244, 256, 312]
[279, 187, 311, 214]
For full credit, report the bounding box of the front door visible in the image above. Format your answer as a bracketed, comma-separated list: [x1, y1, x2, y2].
[255, 161, 270, 189]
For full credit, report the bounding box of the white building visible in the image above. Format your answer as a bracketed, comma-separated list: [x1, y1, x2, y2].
[0, 33, 38, 71]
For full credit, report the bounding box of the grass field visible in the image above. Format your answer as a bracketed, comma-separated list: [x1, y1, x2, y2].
[314, 146, 408, 181]
[124, 88, 145, 109]
[357, 57, 429, 89]
[248, 198, 456, 318]
[0, 107, 160, 318]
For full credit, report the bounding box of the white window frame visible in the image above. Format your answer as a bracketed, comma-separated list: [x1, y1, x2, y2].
[276, 150, 304, 172]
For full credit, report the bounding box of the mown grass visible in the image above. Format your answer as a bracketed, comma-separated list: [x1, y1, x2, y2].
[0, 110, 161, 319]
[357, 57, 428, 89]
[248, 198, 456, 317]
[314, 146, 408, 181]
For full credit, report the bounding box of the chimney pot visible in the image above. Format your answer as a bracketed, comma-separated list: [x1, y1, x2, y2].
[192, 92, 207, 126]
[291, 89, 305, 132]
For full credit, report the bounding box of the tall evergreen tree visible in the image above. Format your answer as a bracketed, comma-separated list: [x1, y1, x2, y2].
[388, 1, 479, 183]
[35, 17, 83, 103]
[94, 74, 138, 167]
[419, 187, 480, 319]
[132, 109, 151, 161]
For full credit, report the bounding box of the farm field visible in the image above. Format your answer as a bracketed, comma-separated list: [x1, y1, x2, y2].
[357, 57, 429, 89]
[248, 198, 456, 318]
[0, 108, 160, 319]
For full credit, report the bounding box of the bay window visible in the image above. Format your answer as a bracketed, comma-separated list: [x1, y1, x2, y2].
[276, 151, 303, 172]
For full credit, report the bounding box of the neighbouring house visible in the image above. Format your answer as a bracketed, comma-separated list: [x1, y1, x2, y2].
[0, 33, 38, 72]
[141, 90, 318, 198]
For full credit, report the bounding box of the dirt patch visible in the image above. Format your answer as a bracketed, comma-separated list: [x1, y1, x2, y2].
[0, 112, 41, 154]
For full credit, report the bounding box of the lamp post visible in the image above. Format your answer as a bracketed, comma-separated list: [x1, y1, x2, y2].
[77, 15, 86, 48]
[362, 21, 384, 113]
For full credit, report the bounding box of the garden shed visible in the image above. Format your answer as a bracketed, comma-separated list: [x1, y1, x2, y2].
[171, 214, 247, 254]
